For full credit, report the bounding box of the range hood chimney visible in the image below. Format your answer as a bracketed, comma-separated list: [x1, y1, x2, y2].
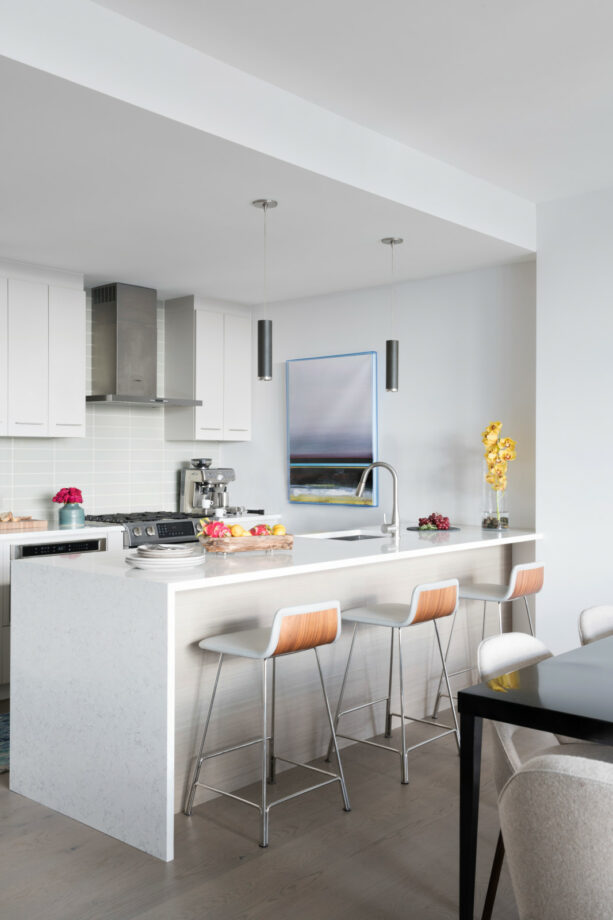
[87, 283, 201, 408]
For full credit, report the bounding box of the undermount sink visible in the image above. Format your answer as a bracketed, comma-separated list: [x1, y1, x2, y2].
[301, 529, 385, 541]
[331, 534, 383, 541]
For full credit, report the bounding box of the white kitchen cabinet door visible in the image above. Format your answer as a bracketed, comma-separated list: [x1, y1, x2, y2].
[7, 278, 49, 436]
[0, 277, 7, 436]
[194, 310, 224, 440]
[49, 286, 86, 437]
[223, 313, 252, 440]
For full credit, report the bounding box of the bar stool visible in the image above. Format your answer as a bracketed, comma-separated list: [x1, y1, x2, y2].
[326, 579, 460, 785]
[431, 562, 544, 720]
[184, 600, 351, 847]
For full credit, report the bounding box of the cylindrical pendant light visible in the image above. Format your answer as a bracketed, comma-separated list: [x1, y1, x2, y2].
[386, 339, 399, 392]
[257, 318, 272, 381]
[252, 198, 278, 381]
[381, 236, 403, 392]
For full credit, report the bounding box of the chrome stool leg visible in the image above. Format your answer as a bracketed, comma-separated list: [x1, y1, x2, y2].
[433, 620, 461, 751]
[497, 602, 503, 634]
[326, 622, 359, 762]
[268, 657, 277, 784]
[431, 605, 459, 719]
[314, 648, 351, 812]
[260, 659, 269, 847]
[184, 653, 224, 816]
[385, 627, 395, 736]
[523, 596, 535, 636]
[397, 628, 409, 784]
[481, 600, 488, 640]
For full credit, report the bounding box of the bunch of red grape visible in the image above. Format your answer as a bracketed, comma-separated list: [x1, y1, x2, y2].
[418, 512, 450, 530]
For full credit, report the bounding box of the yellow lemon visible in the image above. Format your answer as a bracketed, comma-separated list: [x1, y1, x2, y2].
[230, 525, 247, 537]
[272, 524, 286, 535]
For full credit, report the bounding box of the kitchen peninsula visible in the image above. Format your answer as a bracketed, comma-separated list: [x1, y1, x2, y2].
[10, 525, 540, 860]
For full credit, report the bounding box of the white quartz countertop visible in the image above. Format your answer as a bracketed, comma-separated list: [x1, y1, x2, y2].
[0, 521, 124, 543]
[14, 524, 542, 591]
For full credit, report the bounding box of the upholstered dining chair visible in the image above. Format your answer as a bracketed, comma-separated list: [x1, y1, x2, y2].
[499, 754, 613, 920]
[579, 604, 613, 645]
[475, 632, 613, 920]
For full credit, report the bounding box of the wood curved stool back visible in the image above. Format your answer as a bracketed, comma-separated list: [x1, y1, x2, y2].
[272, 602, 341, 656]
[409, 580, 459, 626]
[508, 564, 544, 600]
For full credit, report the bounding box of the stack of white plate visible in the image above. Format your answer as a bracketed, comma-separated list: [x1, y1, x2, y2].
[125, 543, 205, 570]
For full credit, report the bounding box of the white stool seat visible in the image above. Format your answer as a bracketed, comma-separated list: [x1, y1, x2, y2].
[343, 603, 413, 629]
[459, 582, 509, 602]
[200, 627, 272, 659]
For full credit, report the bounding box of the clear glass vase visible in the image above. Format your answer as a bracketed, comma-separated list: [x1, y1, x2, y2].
[482, 487, 509, 530]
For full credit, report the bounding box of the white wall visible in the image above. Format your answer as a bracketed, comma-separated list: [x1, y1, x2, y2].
[536, 188, 613, 652]
[224, 261, 536, 535]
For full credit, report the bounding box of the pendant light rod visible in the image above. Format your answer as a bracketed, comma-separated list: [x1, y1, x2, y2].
[381, 237, 403, 393]
[252, 199, 278, 381]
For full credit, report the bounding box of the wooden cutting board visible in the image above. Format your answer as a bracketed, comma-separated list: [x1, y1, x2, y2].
[0, 519, 48, 533]
[200, 534, 293, 553]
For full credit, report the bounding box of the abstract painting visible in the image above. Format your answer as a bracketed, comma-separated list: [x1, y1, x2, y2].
[286, 351, 378, 505]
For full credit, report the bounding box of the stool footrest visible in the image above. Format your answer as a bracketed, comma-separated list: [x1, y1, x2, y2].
[193, 783, 262, 811]
[337, 728, 456, 756]
[274, 755, 340, 780]
[389, 712, 456, 731]
[194, 768, 342, 815]
[201, 735, 269, 761]
[268, 777, 340, 811]
[337, 732, 401, 755]
[337, 696, 389, 718]
[445, 666, 473, 678]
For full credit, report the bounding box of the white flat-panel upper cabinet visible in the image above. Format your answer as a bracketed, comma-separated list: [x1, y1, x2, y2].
[223, 313, 251, 440]
[0, 278, 7, 436]
[194, 310, 224, 440]
[3, 275, 85, 439]
[49, 286, 86, 437]
[165, 297, 252, 442]
[7, 278, 49, 436]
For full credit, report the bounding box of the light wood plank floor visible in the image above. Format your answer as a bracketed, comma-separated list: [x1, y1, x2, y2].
[0, 718, 518, 920]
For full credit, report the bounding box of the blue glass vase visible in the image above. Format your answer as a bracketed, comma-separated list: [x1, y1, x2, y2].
[59, 503, 85, 529]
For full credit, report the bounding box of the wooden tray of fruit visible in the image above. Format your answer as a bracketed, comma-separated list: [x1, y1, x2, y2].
[198, 521, 293, 553]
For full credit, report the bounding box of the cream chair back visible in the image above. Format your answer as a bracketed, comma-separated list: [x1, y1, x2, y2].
[499, 754, 613, 920]
[579, 605, 613, 645]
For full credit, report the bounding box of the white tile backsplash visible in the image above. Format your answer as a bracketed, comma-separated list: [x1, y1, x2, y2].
[0, 299, 221, 521]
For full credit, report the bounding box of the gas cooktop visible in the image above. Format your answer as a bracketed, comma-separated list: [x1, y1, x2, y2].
[85, 510, 267, 547]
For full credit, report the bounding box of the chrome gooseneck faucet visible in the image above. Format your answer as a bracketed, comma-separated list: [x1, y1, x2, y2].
[355, 461, 400, 538]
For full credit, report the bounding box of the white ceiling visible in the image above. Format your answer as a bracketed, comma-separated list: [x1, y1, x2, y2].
[96, 0, 613, 203]
[0, 56, 530, 304]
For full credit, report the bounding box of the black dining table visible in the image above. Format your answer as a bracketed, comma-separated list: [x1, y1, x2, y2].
[457, 634, 613, 919]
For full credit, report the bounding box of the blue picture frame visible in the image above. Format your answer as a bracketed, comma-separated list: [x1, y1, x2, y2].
[286, 351, 378, 506]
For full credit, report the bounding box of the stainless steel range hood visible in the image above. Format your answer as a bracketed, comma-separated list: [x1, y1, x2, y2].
[87, 283, 202, 408]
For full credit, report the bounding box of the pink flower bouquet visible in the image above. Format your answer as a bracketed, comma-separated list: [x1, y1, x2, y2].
[52, 487, 83, 505]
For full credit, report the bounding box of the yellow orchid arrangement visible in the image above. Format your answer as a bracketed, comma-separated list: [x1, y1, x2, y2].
[482, 421, 517, 527]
